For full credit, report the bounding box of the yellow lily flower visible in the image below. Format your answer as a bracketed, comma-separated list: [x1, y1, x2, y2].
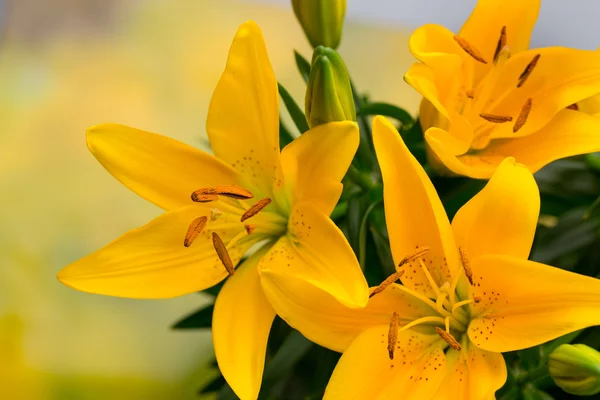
[57, 21, 368, 400]
[261, 115, 600, 399]
[405, 0, 600, 179]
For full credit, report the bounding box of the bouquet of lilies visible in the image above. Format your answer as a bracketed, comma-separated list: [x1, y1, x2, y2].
[57, 0, 600, 398]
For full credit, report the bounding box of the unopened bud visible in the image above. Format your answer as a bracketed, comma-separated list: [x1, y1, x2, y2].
[548, 344, 600, 396]
[305, 46, 355, 128]
[292, 0, 346, 49]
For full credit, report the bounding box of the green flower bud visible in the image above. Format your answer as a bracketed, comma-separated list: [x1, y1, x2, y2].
[305, 46, 356, 128]
[549, 344, 600, 396]
[292, 0, 346, 49]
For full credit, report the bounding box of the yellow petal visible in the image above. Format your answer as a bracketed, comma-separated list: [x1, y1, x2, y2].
[468, 254, 600, 353]
[259, 201, 369, 309]
[279, 121, 359, 216]
[261, 269, 436, 352]
[425, 129, 499, 179]
[373, 116, 460, 297]
[207, 21, 282, 195]
[433, 343, 506, 400]
[87, 124, 239, 211]
[485, 47, 600, 139]
[579, 93, 600, 116]
[459, 0, 540, 57]
[57, 205, 253, 298]
[324, 326, 446, 400]
[213, 248, 275, 400]
[481, 109, 600, 173]
[452, 158, 539, 259]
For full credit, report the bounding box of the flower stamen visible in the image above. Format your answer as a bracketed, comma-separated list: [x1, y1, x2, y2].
[452, 298, 474, 313]
[435, 327, 462, 350]
[513, 98, 533, 133]
[479, 113, 513, 123]
[517, 54, 541, 88]
[244, 224, 255, 235]
[214, 185, 254, 200]
[454, 35, 488, 64]
[418, 258, 440, 297]
[241, 198, 272, 222]
[567, 103, 579, 111]
[388, 312, 399, 360]
[397, 246, 430, 268]
[191, 192, 219, 203]
[212, 232, 234, 276]
[459, 247, 473, 285]
[184, 216, 208, 247]
[493, 26, 507, 64]
[369, 270, 405, 298]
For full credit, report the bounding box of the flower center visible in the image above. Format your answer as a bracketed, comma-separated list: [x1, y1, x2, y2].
[453, 26, 539, 150]
[183, 184, 287, 276]
[371, 247, 480, 359]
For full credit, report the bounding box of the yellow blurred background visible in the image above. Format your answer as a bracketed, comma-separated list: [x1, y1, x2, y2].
[0, 0, 416, 398]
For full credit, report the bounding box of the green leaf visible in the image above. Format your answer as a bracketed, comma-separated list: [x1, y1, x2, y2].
[357, 102, 414, 129]
[294, 50, 311, 83]
[531, 208, 600, 265]
[263, 331, 313, 387]
[278, 82, 310, 134]
[279, 118, 295, 149]
[358, 201, 381, 268]
[522, 384, 554, 400]
[199, 373, 226, 395]
[171, 303, 214, 329]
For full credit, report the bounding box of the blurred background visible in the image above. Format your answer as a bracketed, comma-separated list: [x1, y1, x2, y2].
[0, 0, 598, 399]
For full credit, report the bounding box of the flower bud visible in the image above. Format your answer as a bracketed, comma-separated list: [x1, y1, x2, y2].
[292, 0, 346, 49]
[305, 46, 356, 128]
[548, 344, 600, 396]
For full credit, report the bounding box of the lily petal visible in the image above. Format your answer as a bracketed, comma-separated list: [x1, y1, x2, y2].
[452, 157, 539, 259]
[279, 121, 359, 216]
[373, 116, 460, 297]
[426, 129, 499, 179]
[259, 201, 369, 310]
[405, 63, 473, 151]
[433, 343, 506, 400]
[213, 247, 275, 400]
[324, 326, 446, 400]
[459, 0, 540, 59]
[87, 124, 239, 211]
[207, 21, 282, 195]
[487, 47, 600, 139]
[260, 269, 436, 352]
[468, 254, 600, 352]
[481, 109, 600, 173]
[57, 205, 253, 298]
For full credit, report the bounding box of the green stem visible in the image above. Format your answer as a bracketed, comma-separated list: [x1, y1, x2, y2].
[347, 165, 374, 191]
